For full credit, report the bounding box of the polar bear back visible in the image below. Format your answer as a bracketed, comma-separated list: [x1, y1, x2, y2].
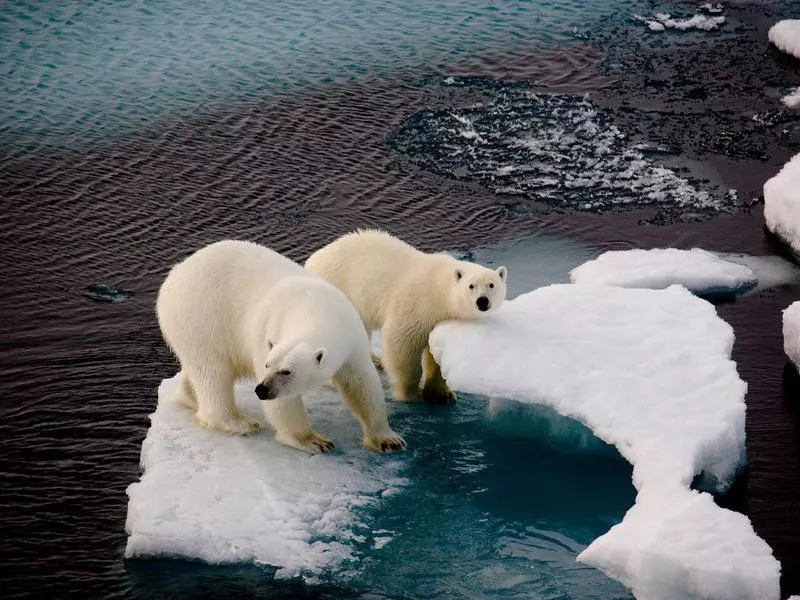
[157, 240, 303, 360]
[305, 229, 457, 331]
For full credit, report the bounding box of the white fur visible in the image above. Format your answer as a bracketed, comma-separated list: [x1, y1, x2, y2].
[156, 240, 405, 454]
[305, 230, 507, 403]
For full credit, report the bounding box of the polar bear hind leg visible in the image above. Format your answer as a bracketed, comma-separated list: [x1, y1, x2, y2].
[171, 372, 199, 410]
[421, 347, 456, 405]
[381, 318, 425, 402]
[191, 366, 261, 435]
[262, 394, 334, 454]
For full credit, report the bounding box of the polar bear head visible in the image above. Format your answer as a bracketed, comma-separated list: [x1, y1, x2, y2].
[254, 340, 331, 401]
[451, 262, 508, 319]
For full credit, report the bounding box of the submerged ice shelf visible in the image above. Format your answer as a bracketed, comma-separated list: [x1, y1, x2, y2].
[569, 247, 757, 298]
[430, 284, 780, 599]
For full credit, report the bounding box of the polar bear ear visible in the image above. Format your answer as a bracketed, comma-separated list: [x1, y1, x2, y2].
[496, 266, 507, 281]
[455, 269, 463, 282]
[315, 348, 327, 366]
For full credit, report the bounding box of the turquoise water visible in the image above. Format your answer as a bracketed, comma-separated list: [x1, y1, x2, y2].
[1, 0, 614, 153]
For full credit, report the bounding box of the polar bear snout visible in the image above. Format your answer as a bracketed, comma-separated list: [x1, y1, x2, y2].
[255, 382, 277, 401]
[476, 296, 490, 311]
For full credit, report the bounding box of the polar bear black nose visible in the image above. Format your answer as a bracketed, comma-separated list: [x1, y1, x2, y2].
[476, 296, 490, 311]
[255, 383, 275, 400]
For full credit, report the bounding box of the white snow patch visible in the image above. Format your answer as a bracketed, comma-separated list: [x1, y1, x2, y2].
[569, 248, 757, 295]
[125, 375, 406, 578]
[430, 284, 780, 600]
[764, 153, 800, 256]
[782, 87, 800, 108]
[783, 302, 800, 372]
[634, 11, 725, 32]
[769, 20, 800, 60]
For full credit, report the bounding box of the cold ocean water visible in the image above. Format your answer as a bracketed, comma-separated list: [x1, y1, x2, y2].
[2, 0, 800, 598]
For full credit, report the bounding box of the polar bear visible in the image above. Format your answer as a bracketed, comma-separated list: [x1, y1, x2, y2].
[305, 230, 507, 404]
[156, 240, 405, 454]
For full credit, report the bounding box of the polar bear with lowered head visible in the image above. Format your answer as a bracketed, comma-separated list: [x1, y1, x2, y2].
[156, 240, 405, 454]
[305, 230, 507, 404]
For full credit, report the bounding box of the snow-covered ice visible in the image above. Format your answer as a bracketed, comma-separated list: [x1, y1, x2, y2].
[769, 20, 800, 60]
[783, 302, 800, 372]
[125, 376, 406, 578]
[569, 248, 757, 297]
[764, 153, 800, 256]
[430, 284, 780, 599]
[633, 12, 726, 32]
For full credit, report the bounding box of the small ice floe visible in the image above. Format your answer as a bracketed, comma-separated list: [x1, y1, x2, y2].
[769, 20, 800, 60]
[569, 248, 758, 299]
[82, 284, 134, 302]
[430, 284, 780, 599]
[700, 3, 724, 14]
[783, 301, 800, 372]
[764, 153, 800, 255]
[125, 376, 406, 579]
[781, 87, 800, 108]
[633, 11, 726, 32]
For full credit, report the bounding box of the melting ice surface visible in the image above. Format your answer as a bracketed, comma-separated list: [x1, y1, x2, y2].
[569, 248, 758, 298]
[430, 284, 781, 599]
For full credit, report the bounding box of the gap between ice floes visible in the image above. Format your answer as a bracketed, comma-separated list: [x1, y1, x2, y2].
[430, 283, 780, 599]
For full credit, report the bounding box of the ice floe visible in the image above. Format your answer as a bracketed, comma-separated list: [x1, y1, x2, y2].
[769, 20, 800, 60]
[633, 11, 726, 32]
[125, 376, 406, 578]
[764, 153, 800, 255]
[430, 283, 780, 600]
[569, 248, 757, 297]
[783, 301, 800, 372]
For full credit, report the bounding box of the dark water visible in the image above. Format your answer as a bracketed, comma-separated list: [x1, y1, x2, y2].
[2, 0, 800, 598]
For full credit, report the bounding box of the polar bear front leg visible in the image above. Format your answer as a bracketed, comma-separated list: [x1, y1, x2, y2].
[262, 394, 334, 454]
[191, 367, 261, 435]
[382, 319, 426, 402]
[421, 347, 456, 405]
[333, 363, 406, 453]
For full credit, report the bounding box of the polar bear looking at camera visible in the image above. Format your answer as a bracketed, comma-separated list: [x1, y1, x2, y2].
[305, 230, 507, 404]
[156, 240, 405, 454]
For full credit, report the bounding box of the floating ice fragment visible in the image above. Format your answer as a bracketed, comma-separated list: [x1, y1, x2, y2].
[769, 20, 800, 60]
[764, 153, 800, 255]
[569, 248, 758, 298]
[783, 302, 800, 372]
[125, 376, 406, 578]
[782, 87, 800, 108]
[83, 284, 134, 302]
[634, 11, 725, 32]
[430, 284, 780, 599]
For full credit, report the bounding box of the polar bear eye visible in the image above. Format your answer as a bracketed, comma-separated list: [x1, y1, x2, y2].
[278, 369, 291, 376]
[489, 283, 494, 289]
[469, 284, 474, 290]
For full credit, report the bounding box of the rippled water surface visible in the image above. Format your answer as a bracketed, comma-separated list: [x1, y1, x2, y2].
[3, 0, 800, 598]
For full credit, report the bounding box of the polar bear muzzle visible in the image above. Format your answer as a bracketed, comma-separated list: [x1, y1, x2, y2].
[254, 382, 277, 401]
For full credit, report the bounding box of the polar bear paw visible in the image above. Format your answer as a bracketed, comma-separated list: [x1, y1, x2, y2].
[364, 430, 407, 453]
[195, 412, 262, 435]
[278, 430, 335, 454]
[422, 386, 457, 406]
